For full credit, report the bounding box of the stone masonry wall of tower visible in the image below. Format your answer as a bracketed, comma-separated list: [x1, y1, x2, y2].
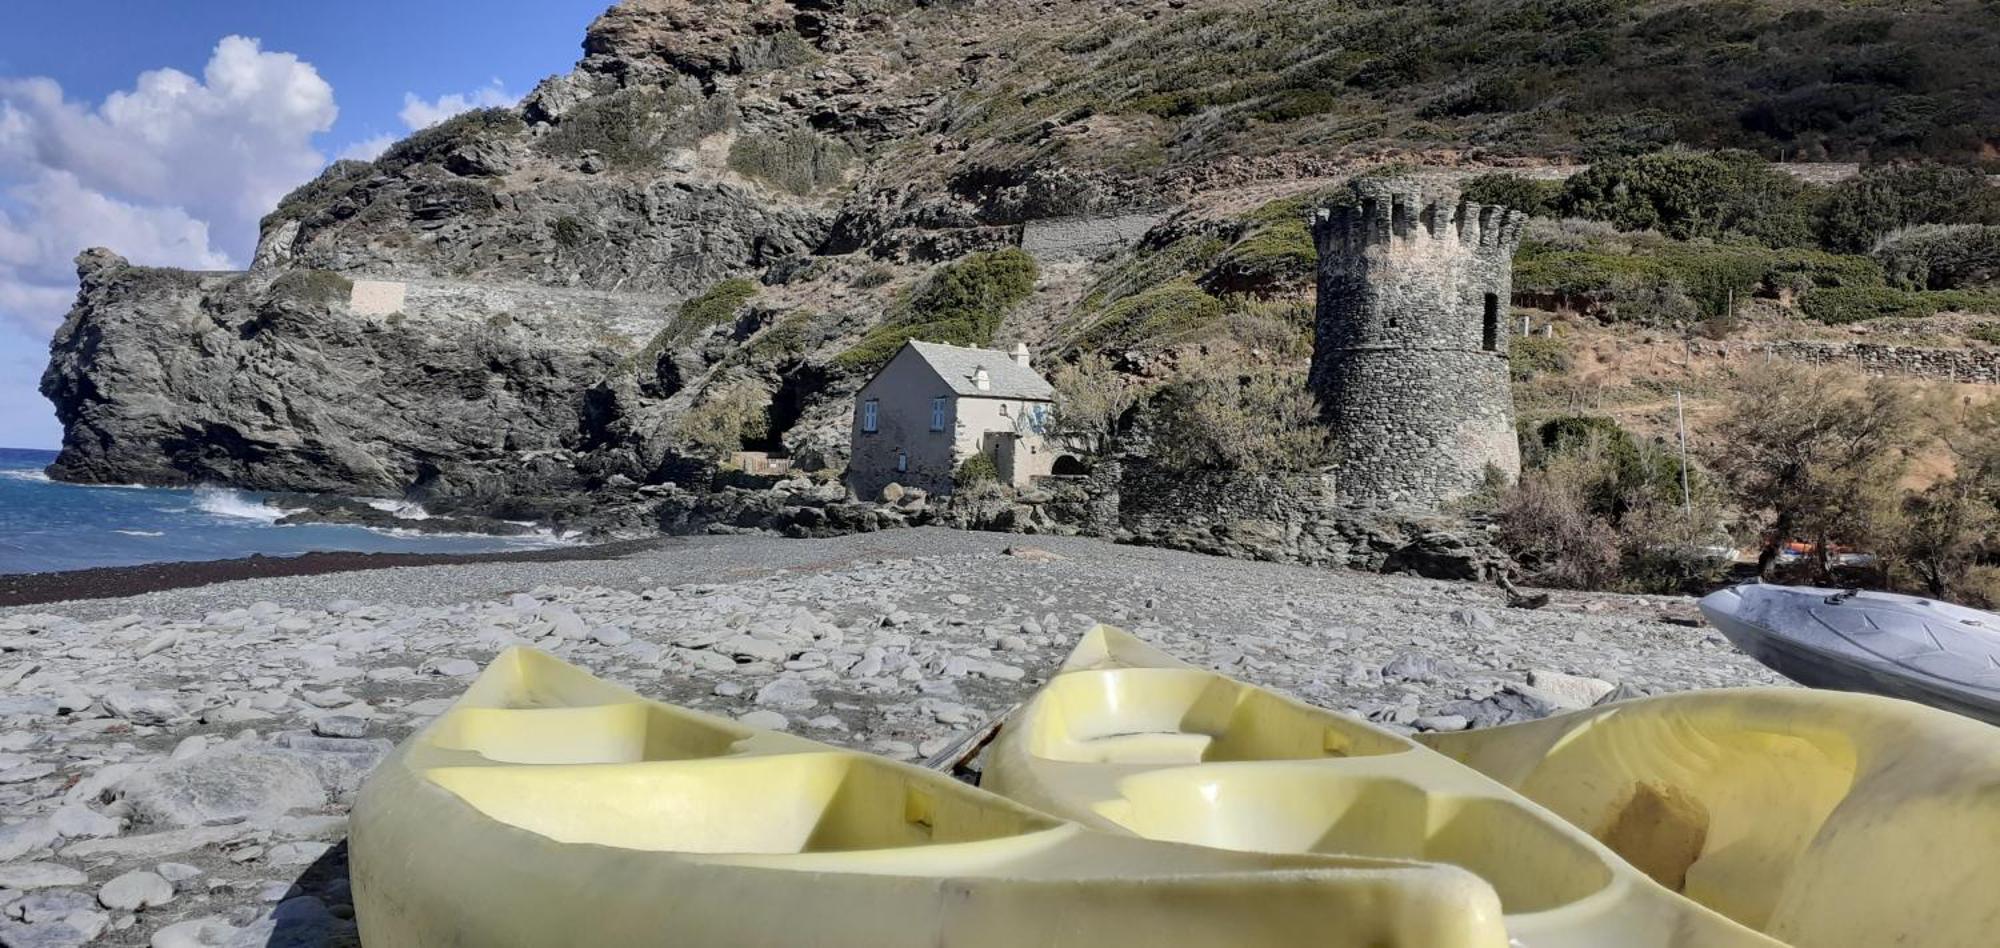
[1309, 177, 1527, 508]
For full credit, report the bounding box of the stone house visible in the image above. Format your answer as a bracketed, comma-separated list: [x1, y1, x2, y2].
[847, 340, 1064, 499]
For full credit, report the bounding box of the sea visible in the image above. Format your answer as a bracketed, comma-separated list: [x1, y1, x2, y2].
[0, 447, 571, 576]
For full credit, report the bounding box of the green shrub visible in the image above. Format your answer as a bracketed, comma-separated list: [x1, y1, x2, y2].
[835, 250, 1039, 371]
[674, 384, 770, 460]
[728, 126, 856, 195]
[1509, 334, 1572, 381]
[1969, 323, 2000, 346]
[633, 278, 759, 368]
[1523, 415, 1689, 516]
[377, 108, 524, 173]
[1556, 149, 1813, 245]
[1075, 281, 1226, 349]
[1142, 362, 1332, 473]
[743, 312, 818, 361]
[1798, 286, 1936, 324]
[1204, 226, 1316, 295]
[537, 88, 727, 169]
[1252, 90, 1339, 123]
[551, 216, 589, 248]
[1462, 174, 1561, 216]
[1517, 236, 1885, 320]
[1923, 290, 2000, 315]
[268, 269, 353, 307]
[953, 453, 1001, 489]
[1817, 163, 2000, 253]
[850, 266, 895, 289]
[1081, 235, 1227, 312]
[1873, 224, 2000, 290]
[679, 278, 759, 332]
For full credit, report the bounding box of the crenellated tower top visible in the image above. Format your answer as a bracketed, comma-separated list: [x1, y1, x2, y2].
[1307, 174, 1526, 508]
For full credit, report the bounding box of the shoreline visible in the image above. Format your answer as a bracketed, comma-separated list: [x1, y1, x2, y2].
[0, 537, 668, 608]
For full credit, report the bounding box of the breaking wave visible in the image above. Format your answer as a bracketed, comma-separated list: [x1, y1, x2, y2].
[192, 488, 300, 523]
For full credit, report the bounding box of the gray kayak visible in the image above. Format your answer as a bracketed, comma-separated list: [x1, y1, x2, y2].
[1699, 583, 2000, 726]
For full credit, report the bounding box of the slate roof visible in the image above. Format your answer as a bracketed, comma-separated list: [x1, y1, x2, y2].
[905, 340, 1055, 400]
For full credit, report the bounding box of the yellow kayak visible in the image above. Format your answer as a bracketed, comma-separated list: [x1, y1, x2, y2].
[351, 647, 1511, 947]
[983, 626, 2000, 947]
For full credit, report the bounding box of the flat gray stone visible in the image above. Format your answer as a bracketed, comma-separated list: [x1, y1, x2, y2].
[99, 869, 175, 911]
[0, 862, 88, 889]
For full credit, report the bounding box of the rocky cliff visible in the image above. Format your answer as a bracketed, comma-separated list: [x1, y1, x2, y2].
[39, 0, 2000, 532]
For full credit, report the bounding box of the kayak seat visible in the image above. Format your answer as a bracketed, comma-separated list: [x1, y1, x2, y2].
[1092, 768, 1612, 915]
[424, 752, 1064, 855]
[1027, 668, 1413, 765]
[428, 703, 751, 765]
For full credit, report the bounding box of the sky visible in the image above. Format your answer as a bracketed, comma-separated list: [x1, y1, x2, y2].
[0, 0, 611, 449]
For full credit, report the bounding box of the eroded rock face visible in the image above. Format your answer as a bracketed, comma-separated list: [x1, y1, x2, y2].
[40, 252, 653, 503]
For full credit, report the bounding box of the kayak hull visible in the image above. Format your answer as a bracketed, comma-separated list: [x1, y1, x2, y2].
[1699, 583, 2000, 726]
[980, 627, 1779, 948]
[351, 648, 1510, 947]
[985, 625, 2000, 948]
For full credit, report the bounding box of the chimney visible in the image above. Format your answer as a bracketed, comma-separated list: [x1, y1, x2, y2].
[1011, 342, 1032, 369]
[973, 366, 991, 391]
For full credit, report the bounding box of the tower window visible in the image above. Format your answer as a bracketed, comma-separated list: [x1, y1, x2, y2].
[862, 399, 879, 433]
[1482, 293, 1500, 351]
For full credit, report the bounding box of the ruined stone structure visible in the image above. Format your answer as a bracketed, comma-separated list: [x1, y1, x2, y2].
[1310, 178, 1527, 508]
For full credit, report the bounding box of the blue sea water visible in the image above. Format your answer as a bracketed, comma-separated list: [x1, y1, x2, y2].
[0, 447, 570, 576]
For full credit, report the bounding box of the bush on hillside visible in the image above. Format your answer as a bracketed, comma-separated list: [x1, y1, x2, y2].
[1508, 334, 1572, 381]
[1142, 362, 1332, 474]
[727, 125, 856, 195]
[378, 108, 524, 173]
[1556, 150, 1814, 245]
[1462, 174, 1561, 216]
[834, 250, 1039, 371]
[269, 269, 354, 308]
[1075, 281, 1226, 350]
[1873, 224, 2000, 290]
[1816, 163, 2000, 253]
[674, 383, 771, 461]
[1797, 286, 1936, 324]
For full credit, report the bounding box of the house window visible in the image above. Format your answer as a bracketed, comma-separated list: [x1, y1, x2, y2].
[930, 397, 947, 432]
[896, 451, 908, 473]
[1482, 293, 1500, 351]
[862, 399, 878, 433]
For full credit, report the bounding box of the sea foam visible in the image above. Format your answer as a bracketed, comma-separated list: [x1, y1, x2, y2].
[192, 488, 300, 523]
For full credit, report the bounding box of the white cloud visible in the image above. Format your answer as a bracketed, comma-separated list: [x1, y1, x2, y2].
[337, 133, 396, 163]
[0, 35, 334, 339]
[398, 81, 513, 131]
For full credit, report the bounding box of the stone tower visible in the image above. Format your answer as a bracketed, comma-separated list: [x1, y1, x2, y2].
[1309, 177, 1527, 508]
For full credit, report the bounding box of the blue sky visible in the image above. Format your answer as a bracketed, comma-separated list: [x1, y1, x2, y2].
[0, 0, 610, 449]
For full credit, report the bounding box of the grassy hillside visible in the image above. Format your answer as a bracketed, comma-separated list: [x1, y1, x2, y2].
[939, 0, 2000, 182]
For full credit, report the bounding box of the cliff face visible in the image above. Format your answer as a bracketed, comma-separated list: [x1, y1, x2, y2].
[38, 0, 2000, 527]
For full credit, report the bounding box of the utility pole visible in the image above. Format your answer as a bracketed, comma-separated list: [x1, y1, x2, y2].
[1676, 389, 1694, 540]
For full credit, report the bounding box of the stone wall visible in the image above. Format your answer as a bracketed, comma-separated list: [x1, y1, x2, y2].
[1019, 212, 1164, 263]
[1694, 339, 2000, 385]
[1032, 458, 1506, 580]
[1310, 177, 1526, 508]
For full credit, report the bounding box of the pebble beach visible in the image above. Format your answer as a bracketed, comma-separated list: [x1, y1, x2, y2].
[0, 528, 1784, 947]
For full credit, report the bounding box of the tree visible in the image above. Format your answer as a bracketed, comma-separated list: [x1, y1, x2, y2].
[673, 383, 770, 461]
[1895, 480, 1994, 600]
[1704, 365, 1925, 580]
[1046, 355, 1143, 456]
[1817, 163, 2000, 254]
[1556, 149, 1814, 246]
[1142, 361, 1332, 474]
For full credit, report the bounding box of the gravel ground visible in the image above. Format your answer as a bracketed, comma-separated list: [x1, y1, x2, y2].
[0, 529, 1785, 947]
